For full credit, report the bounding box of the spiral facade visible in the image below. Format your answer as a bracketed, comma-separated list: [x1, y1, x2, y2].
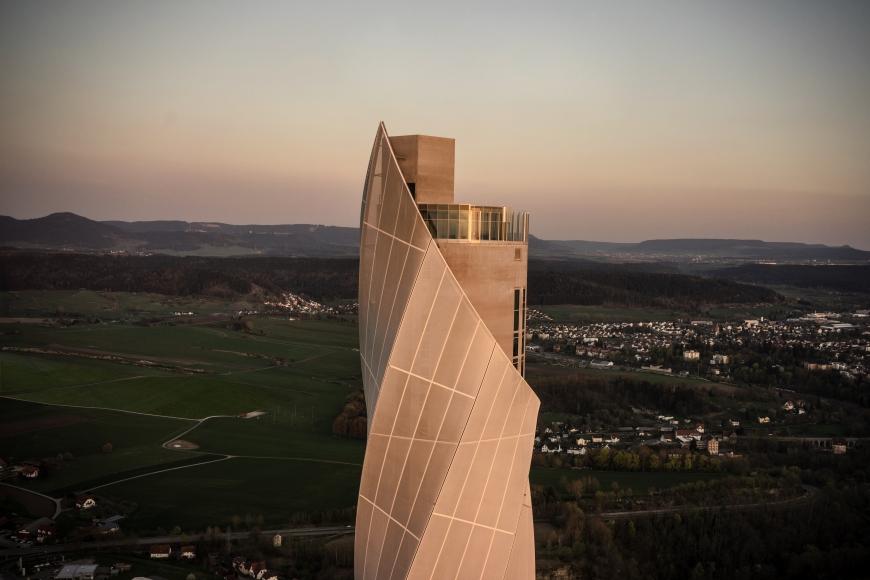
[354, 123, 539, 579]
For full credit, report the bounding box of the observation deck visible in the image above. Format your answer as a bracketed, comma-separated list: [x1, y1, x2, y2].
[418, 203, 529, 242]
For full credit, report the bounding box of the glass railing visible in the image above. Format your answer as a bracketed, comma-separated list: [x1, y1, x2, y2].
[418, 203, 528, 242]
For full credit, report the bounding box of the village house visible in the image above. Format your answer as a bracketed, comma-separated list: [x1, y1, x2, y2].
[17, 517, 55, 543]
[590, 360, 614, 370]
[55, 564, 99, 580]
[150, 545, 172, 559]
[75, 495, 97, 510]
[235, 559, 271, 578]
[19, 464, 39, 479]
[93, 515, 122, 535]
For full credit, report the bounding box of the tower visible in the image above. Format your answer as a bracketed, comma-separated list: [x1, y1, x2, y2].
[356, 123, 538, 579]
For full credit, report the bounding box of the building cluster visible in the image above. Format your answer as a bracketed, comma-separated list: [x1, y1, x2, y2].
[231, 556, 280, 580]
[535, 419, 733, 457]
[6, 558, 133, 580]
[262, 292, 357, 317]
[526, 310, 869, 380]
[0, 487, 131, 552]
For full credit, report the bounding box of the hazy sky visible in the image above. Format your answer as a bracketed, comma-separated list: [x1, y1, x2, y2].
[2, 1, 869, 247]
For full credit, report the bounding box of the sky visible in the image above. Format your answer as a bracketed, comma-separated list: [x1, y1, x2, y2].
[1, 0, 869, 247]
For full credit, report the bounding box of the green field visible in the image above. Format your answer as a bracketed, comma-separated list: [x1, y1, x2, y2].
[106, 458, 361, 531]
[0, 289, 263, 318]
[189, 416, 364, 463]
[0, 398, 193, 493]
[0, 294, 364, 531]
[0, 318, 360, 416]
[526, 363, 721, 389]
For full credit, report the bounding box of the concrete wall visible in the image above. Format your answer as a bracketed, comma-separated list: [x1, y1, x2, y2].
[437, 240, 527, 369]
[389, 135, 455, 204]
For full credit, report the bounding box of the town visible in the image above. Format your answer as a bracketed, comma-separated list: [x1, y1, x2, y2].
[526, 309, 869, 384]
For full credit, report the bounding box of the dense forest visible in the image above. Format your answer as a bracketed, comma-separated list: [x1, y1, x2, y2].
[711, 263, 870, 293]
[535, 444, 870, 580]
[528, 262, 782, 308]
[0, 251, 359, 301]
[0, 251, 782, 308]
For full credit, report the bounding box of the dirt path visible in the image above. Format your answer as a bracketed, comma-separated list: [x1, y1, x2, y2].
[0, 395, 198, 422]
[84, 455, 234, 491]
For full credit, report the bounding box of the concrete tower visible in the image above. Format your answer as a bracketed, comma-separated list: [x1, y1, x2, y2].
[355, 123, 538, 580]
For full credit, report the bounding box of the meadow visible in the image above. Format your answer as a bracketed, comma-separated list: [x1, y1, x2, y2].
[0, 292, 364, 530]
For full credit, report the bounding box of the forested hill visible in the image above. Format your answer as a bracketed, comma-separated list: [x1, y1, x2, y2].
[528, 260, 781, 308]
[0, 251, 782, 308]
[710, 264, 870, 293]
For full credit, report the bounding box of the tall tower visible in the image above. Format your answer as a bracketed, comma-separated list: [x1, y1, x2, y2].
[356, 123, 538, 580]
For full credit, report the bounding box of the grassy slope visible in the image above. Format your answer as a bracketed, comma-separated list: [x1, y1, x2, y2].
[1, 289, 263, 318]
[107, 458, 361, 531]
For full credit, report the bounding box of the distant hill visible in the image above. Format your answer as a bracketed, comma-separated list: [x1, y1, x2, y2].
[528, 259, 782, 307]
[1, 213, 360, 257]
[0, 250, 783, 309]
[529, 235, 870, 262]
[0, 212, 129, 249]
[710, 264, 870, 293]
[2, 213, 868, 262]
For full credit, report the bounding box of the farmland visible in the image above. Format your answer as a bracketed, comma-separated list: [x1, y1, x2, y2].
[0, 291, 364, 531]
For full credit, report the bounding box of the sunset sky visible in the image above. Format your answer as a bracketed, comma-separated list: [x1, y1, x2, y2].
[2, 1, 869, 247]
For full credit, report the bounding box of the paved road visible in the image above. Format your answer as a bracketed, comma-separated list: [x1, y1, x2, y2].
[0, 483, 61, 519]
[0, 526, 353, 559]
[598, 484, 817, 520]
